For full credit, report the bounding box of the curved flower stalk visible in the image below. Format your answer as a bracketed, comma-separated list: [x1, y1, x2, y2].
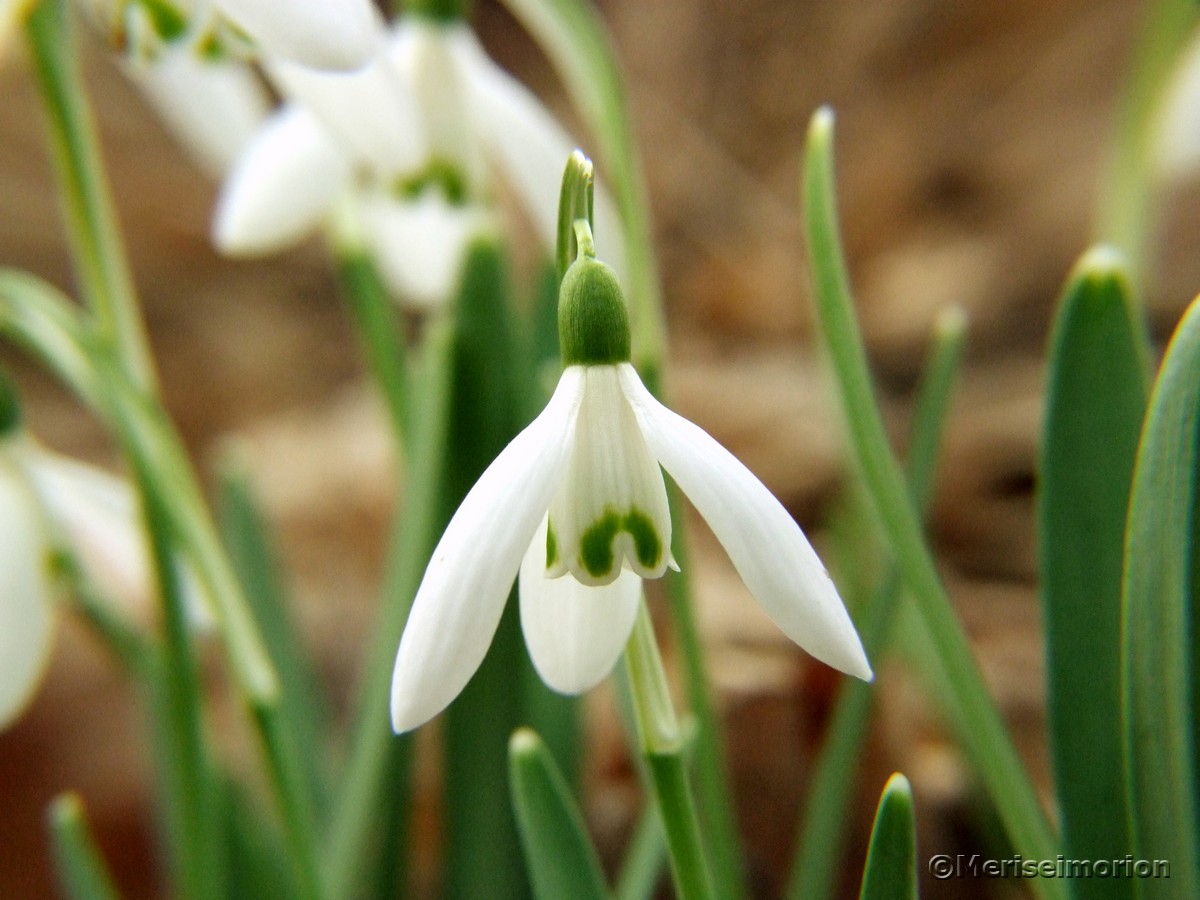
[390, 239, 871, 733]
[214, 15, 624, 306]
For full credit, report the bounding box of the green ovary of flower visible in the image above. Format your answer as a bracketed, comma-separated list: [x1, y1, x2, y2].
[578, 507, 662, 579]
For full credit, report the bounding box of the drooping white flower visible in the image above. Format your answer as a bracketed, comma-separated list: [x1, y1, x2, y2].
[390, 252, 871, 733]
[213, 16, 623, 304]
[0, 434, 159, 729]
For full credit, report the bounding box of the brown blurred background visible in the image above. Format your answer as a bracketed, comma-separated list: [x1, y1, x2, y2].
[2, 0, 1199, 896]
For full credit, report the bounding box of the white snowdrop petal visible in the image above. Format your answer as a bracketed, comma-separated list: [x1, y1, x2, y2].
[360, 192, 487, 307]
[213, 106, 350, 254]
[268, 38, 424, 175]
[27, 450, 217, 630]
[214, 0, 383, 71]
[519, 515, 641, 694]
[618, 365, 872, 681]
[457, 32, 627, 280]
[27, 452, 149, 614]
[547, 366, 671, 585]
[124, 48, 271, 178]
[0, 469, 55, 730]
[390, 368, 587, 733]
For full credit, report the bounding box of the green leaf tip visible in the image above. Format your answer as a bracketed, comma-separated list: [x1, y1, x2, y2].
[509, 726, 540, 757]
[809, 105, 835, 141]
[859, 773, 917, 900]
[559, 254, 631, 366]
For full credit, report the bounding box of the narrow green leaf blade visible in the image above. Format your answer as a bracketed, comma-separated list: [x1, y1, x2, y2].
[1039, 247, 1145, 898]
[442, 238, 531, 900]
[218, 462, 330, 821]
[802, 107, 1062, 898]
[858, 774, 917, 900]
[47, 794, 122, 900]
[788, 308, 965, 900]
[509, 729, 610, 900]
[1122, 294, 1200, 897]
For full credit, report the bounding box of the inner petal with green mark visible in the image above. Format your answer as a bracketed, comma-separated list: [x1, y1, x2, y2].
[545, 366, 673, 586]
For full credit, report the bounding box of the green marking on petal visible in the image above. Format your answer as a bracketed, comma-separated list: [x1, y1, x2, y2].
[545, 519, 559, 569]
[623, 509, 661, 570]
[580, 511, 620, 578]
[578, 507, 663, 579]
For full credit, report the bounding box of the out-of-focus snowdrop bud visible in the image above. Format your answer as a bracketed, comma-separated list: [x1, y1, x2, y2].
[1156, 29, 1200, 180]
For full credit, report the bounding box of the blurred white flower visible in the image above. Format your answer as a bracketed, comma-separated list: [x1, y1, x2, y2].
[0, 435, 159, 728]
[389, 256, 870, 734]
[214, 17, 623, 305]
[1157, 29, 1200, 180]
[121, 42, 272, 177]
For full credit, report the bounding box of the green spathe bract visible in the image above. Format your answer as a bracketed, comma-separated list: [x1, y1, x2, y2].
[558, 256, 631, 366]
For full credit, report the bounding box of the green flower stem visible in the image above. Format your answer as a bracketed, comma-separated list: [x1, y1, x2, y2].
[25, 0, 156, 392]
[803, 108, 1062, 895]
[498, 0, 666, 369]
[557, 151, 596, 282]
[47, 793, 122, 900]
[787, 308, 966, 900]
[324, 321, 456, 900]
[624, 603, 716, 900]
[1095, 0, 1199, 289]
[641, 366, 745, 900]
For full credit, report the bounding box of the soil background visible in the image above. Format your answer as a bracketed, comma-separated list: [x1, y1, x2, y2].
[1, 0, 1197, 897]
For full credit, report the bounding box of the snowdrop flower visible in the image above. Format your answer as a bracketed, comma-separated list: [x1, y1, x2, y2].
[390, 244, 871, 733]
[214, 14, 622, 305]
[0, 415, 166, 728]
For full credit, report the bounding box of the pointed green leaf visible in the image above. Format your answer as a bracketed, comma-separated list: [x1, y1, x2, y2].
[1122, 294, 1200, 897]
[1039, 247, 1145, 898]
[802, 107, 1062, 898]
[442, 238, 532, 900]
[509, 729, 610, 900]
[858, 774, 917, 900]
[47, 794, 122, 900]
[219, 462, 330, 822]
[789, 308, 965, 900]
